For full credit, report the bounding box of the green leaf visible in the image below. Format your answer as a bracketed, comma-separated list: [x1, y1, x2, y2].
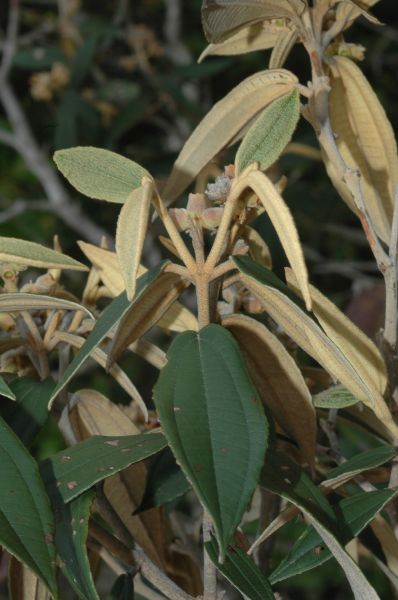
[0, 375, 15, 400]
[236, 89, 300, 174]
[153, 324, 268, 558]
[0, 236, 88, 270]
[1, 378, 53, 446]
[46, 262, 167, 409]
[205, 535, 274, 599]
[262, 451, 337, 527]
[41, 432, 167, 503]
[0, 416, 57, 596]
[270, 488, 398, 584]
[313, 384, 359, 409]
[135, 449, 191, 513]
[50, 491, 99, 600]
[54, 147, 150, 203]
[324, 445, 396, 484]
[106, 574, 134, 600]
[260, 452, 381, 599]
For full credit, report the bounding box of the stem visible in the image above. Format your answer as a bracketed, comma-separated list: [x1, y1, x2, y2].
[196, 273, 210, 329]
[203, 511, 217, 600]
[152, 191, 196, 273]
[205, 174, 250, 273]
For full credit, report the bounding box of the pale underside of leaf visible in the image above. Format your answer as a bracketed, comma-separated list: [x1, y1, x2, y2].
[107, 272, 188, 368]
[241, 225, 272, 268]
[163, 69, 298, 203]
[65, 389, 168, 568]
[245, 170, 311, 309]
[54, 146, 149, 203]
[335, 0, 381, 30]
[78, 242, 198, 332]
[285, 268, 387, 395]
[0, 293, 93, 317]
[198, 22, 285, 61]
[0, 237, 88, 271]
[269, 27, 298, 69]
[52, 331, 148, 419]
[236, 267, 398, 442]
[201, 0, 305, 43]
[328, 56, 398, 244]
[222, 314, 315, 466]
[116, 182, 153, 301]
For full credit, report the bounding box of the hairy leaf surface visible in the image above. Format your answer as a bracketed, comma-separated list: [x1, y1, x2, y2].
[116, 181, 153, 300]
[54, 147, 149, 203]
[163, 69, 297, 202]
[236, 89, 300, 174]
[201, 0, 304, 43]
[0, 237, 87, 270]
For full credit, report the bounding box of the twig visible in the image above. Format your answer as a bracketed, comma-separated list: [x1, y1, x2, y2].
[0, 0, 19, 83]
[0, 199, 51, 224]
[203, 511, 217, 600]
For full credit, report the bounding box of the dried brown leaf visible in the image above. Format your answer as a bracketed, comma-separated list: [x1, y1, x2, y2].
[107, 273, 187, 368]
[223, 313, 316, 465]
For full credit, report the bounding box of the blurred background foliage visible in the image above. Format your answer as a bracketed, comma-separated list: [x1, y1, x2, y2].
[0, 1, 397, 597]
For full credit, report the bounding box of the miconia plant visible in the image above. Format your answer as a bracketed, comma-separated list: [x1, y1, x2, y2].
[1, 1, 398, 599]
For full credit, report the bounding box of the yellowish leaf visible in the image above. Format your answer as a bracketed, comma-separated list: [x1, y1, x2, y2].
[223, 314, 316, 466]
[107, 273, 188, 368]
[241, 225, 272, 268]
[78, 242, 198, 333]
[246, 169, 311, 310]
[269, 28, 298, 69]
[116, 181, 153, 300]
[0, 293, 92, 317]
[335, 0, 381, 30]
[238, 270, 398, 442]
[201, 0, 305, 44]
[285, 267, 387, 395]
[370, 515, 398, 577]
[199, 22, 283, 61]
[163, 69, 298, 203]
[328, 56, 398, 244]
